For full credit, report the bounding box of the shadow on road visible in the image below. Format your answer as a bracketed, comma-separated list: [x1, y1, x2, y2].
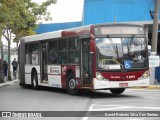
[20, 85, 137, 99]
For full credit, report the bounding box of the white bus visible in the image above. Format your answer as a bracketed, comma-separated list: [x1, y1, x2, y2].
[19, 23, 149, 94]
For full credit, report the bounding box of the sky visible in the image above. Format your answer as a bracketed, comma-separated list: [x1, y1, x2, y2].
[3, 0, 84, 47]
[33, 0, 84, 23]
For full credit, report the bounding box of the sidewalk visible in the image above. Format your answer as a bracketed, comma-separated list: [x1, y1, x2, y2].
[0, 71, 19, 88]
[0, 79, 19, 88]
[135, 84, 160, 89]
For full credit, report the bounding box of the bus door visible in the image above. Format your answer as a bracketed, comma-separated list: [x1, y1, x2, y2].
[40, 41, 48, 83]
[81, 38, 93, 85]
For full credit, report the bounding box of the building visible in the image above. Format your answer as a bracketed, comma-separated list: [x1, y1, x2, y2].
[82, 0, 156, 25]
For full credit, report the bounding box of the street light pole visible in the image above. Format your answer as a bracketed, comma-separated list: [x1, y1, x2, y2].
[151, 0, 159, 53]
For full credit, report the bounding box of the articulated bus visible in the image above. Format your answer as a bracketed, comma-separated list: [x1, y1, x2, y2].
[19, 23, 149, 95]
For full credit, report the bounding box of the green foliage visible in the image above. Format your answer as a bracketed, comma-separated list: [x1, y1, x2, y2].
[0, 0, 57, 43]
[0, 0, 57, 80]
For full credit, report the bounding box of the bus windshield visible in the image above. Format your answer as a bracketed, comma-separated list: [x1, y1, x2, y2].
[96, 37, 148, 71]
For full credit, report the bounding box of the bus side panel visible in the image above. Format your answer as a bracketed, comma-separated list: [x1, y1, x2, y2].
[48, 65, 62, 88]
[19, 39, 25, 84]
[25, 65, 40, 85]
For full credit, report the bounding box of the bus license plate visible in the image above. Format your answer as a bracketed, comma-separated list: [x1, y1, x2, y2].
[119, 83, 128, 87]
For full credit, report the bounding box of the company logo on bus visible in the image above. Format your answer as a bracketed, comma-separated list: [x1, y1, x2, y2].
[110, 76, 121, 79]
[110, 75, 136, 80]
[49, 66, 61, 74]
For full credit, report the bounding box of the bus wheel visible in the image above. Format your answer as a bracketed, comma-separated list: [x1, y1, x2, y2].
[32, 73, 39, 90]
[67, 74, 79, 95]
[110, 88, 125, 94]
[19, 82, 23, 86]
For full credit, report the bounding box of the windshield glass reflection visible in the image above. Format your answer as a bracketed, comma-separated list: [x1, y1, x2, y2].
[96, 37, 148, 71]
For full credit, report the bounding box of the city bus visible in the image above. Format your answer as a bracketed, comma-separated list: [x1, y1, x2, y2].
[18, 23, 149, 95]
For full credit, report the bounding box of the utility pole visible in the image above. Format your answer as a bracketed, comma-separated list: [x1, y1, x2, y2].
[150, 0, 160, 85]
[151, 0, 159, 53]
[114, 15, 116, 23]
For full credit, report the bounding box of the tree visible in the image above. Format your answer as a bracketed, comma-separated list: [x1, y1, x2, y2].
[0, 27, 4, 82]
[13, 0, 57, 47]
[0, 0, 57, 81]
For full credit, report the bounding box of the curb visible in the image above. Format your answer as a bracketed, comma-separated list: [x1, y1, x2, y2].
[132, 86, 160, 89]
[147, 86, 160, 89]
[0, 80, 19, 88]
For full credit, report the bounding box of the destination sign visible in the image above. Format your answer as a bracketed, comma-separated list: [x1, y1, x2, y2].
[95, 26, 144, 35]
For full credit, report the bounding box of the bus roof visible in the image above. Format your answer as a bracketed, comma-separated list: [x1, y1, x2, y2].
[23, 23, 144, 43]
[23, 25, 92, 43]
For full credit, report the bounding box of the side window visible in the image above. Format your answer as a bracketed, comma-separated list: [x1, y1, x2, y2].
[25, 43, 39, 65]
[31, 43, 39, 65]
[68, 37, 80, 64]
[48, 40, 58, 64]
[32, 44, 39, 53]
[58, 38, 67, 64]
[59, 38, 67, 51]
[25, 44, 31, 64]
[69, 37, 79, 50]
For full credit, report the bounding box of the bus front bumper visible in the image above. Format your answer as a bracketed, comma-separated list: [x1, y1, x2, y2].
[93, 77, 150, 90]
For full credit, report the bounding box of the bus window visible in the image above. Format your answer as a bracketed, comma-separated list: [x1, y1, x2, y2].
[58, 38, 67, 64]
[58, 52, 67, 64]
[31, 43, 39, 65]
[25, 44, 31, 64]
[25, 43, 39, 65]
[68, 37, 80, 64]
[68, 51, 79, 64]
[48, 40, 58, 64]
[69, 37, 79, 50]
[59, 38, 67, 51]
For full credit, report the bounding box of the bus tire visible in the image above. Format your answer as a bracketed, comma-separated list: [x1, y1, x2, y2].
[110, 88, 125, 94]
[19, 82, 25, 86]
[67, 73, 79, 95]
[32, 72, 39, 90]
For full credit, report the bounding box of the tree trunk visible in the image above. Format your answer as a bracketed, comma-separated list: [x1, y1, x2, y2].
[8, 40, 12, 80]
[0, 32, 4, 83]
[16, 41, 18, 55]
[0, 44, 4, 83]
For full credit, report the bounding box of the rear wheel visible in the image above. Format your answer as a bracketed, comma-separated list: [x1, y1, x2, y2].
[67, 74, 79, 95]
[110, 88, 125, 94]
[32, 72, 39, 90]
[19, 82, 24, 86]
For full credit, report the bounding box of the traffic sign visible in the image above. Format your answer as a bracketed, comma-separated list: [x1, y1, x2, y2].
[149, 56, 159, 67]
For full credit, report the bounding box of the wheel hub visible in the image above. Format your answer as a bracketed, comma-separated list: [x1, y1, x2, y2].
[33, 77, 36, 86]
[69, 79, 76, 89]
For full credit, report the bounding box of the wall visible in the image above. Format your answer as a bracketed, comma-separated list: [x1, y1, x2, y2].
[83, 0, 156, 25]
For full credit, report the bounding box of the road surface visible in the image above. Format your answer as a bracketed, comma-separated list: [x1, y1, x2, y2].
[0, 82, 160, 120]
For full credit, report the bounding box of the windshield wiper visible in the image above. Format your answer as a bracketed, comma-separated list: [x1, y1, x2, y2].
[127, 35, 143, 62]
[107, 35, 119, 58]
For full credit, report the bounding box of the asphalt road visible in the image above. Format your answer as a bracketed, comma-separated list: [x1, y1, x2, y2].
[0, 83, 160, 120]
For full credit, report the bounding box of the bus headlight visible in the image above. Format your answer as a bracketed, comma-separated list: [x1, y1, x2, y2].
[138, 70, 149, 80]
[96, 72, 108, 81]
[142, 71, 149, 79]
